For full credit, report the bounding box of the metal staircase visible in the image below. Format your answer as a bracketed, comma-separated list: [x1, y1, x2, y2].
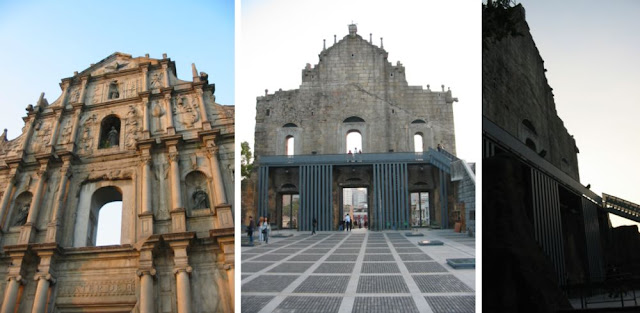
[602, 193, 640, 223]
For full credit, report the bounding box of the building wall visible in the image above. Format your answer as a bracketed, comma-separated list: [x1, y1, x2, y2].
[483, 5, 580, 180]
[254, 26, 457, 158]
[0, 53, 234, 312]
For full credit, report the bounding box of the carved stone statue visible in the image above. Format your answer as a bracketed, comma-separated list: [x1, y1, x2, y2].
[107, 126, 119, 147]
[192, 188, 209, 209]
[13, 202, 30, 226]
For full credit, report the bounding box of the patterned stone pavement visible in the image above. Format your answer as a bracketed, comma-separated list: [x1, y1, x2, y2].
[241, 229, 476, 313]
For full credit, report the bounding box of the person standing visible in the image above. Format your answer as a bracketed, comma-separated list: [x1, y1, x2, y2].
[258, 217, 264, 242]
[345, 214, 351, 232]
[262, 218, 270, 244]
[247, 216, 255, 245]
[312, 217, 317, 235]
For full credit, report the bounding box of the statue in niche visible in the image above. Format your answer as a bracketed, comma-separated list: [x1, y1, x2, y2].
[192, 188, 209, 210]
[13, 202, 30, 226]
[108, 80, 120, 99]
[151, 100, 164, 133]
[107, 126, 119, 147]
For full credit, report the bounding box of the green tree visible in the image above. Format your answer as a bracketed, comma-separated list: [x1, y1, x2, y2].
[241, 141, 253, 181]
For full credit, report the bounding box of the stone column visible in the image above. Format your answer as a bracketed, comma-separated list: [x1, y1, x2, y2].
[49, 108, 64, 148]
[206, 144, 227, 205]
[164, 94, 175, 134]
[142, 98, 150, 134]
[162, 63, 170, 88]
[195, 88, 210, 130]
[78, 76, 89, 103]
[68, 103, 84, 149]
[226, 265, 234, 312]
[0, 276, 22, 313]
[175, 267, 192, 313]
[141, 67, 148, 92]
[19, 161, 48, 244]
[31, 274, 54, 313]
[137, 269, 156, 313]
[46, 157, 71, 242]
[168, 150, 183, 210]
[171, 240, 192, 313]
[139, 150, 154, 237]
[0, 167, 18, 229]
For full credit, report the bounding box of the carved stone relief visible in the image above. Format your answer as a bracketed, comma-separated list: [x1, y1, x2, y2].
[153, 160, 170, 220]
[32, 120, 52, 153]
[125, 105, 141, 149]
[91, 84, 103, 104]
[125, 79, 137, 98]
[60, 119, 73, 144]
[69, 86, 81, 103]
[57, 279, 136, 298]
[172, 95, 200, 129]
[79, 114, 97, 154]
[149, 71, 163, 89]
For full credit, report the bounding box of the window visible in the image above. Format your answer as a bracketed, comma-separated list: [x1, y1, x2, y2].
[414, 133, 424, 152]
[99, 115, 121, 149]
[286, 136, 295, 156]
[91, 186, 123, 246]
[346, 130, 362, 153]
[525, 138, 536, 151]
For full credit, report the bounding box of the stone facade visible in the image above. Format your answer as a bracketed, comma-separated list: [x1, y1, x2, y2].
[483, 6, 580, 180]
[248, 25, 473, 233]
[255, 25, 458, 157]
[0, 52, 234, 312]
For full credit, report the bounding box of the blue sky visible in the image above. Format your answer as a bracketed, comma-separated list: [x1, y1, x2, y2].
[0, 0, 234, 140]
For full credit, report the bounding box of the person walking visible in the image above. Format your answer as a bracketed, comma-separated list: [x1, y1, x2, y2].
[312, 217, 317, 235]
[247, 216, 255, 245]
[345, 214, 351, 232]
[262, 218, 270, 244]
[258, 217, 264, 243]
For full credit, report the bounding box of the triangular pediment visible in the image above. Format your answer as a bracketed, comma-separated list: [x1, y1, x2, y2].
[77, 52, 139, 77]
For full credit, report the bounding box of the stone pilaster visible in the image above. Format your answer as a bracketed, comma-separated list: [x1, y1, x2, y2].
[141, 97, 150, 138]
[19, 160, 49, 244]
[166, 143, 186, 233]
[66, 103, 84, 151]
[1, 249, 28, 313]
[164, 93, 175, 135]
[204, 141, 226, 206]
[0, 166, 19, 230]
[137, 241, 157, 313]
[195, 88, 211, 130]
[170, 240, 192, 313]
[78, 76, 89, 103]
[141, 66, 149, 92]
[161, 63, 170, 88]
[30, 246, 58, 313]
[139, 149, 154, 237]
[46, 157, 72, 243]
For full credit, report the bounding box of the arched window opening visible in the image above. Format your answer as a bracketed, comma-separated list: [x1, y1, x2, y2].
[411, 119, 426, 124]
[96, 201, 122, 246]
[343, 116, 365, 123]
[285, 136, 295, 156]
[414, 133, 424, 153]
[283, 123, 298, 128]
[185, 171, 211, 210]
[91, 186, 122, 246]
[346, 130, 362, 154]
[525, 138, 537, 151]
[99, 115, 121, 149]
[12, 191, 33, 227]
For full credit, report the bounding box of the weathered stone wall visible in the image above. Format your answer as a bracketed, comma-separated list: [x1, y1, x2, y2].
[0, 53, 234, 312]
[483, 5, 580, 179]
[255, 26, 457, 158]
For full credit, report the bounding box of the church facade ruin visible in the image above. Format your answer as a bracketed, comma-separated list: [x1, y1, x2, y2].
[248, 25, 475, 234]
[0, 52, 234, 312]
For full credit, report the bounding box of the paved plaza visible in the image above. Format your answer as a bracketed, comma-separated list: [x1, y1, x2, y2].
[241, 229, 476, 313]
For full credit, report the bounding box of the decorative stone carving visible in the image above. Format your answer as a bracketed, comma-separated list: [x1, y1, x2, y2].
[57, 279, 136, 298]
[12, 201, 30, 226]
[79, 114, 97, 154]
[69, 87, 81, 103]
[125, 105, 141, 149]
[33, 120, 52, 153]
[107, 80, 120, 100]
[106, 127, 118, 147]
[60, 120, 73, 144]
[126, 79, 137, 98]
[192, 188, 209, 210]
[173, 96, 199, 129]
[149, 72, 163, 89]
[91, 84, 103, 104]
[151, 100, 165, 133]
